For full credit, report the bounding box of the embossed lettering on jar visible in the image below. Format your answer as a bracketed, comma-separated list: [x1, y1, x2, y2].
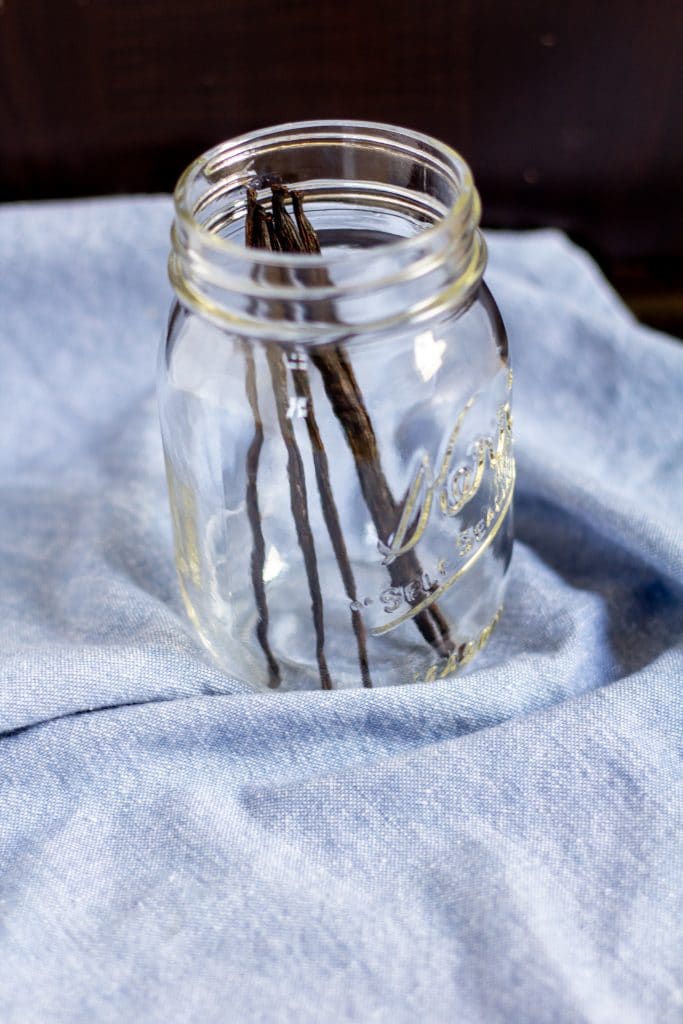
[159, 120, 515, 691]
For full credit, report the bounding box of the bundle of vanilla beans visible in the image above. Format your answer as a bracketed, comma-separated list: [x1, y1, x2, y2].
[244, 184, 454, 689]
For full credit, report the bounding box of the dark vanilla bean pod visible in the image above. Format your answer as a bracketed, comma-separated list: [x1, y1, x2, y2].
[283, 188, 372, 685]
[291, 191, 321, 254]
[310, 346, 453, 657]
[271, 184, 304, 253]
[335, 350, 454, 651]
[244, 345, 281, 687]
[266, 345, 333, 690]
[247, 185, 454, 686]
[290, 188, 454, 656]
[290, 363, 372, 687]
[246, 188, 272, 249]
[249, 196, 333, 689]
[242, 189, 281, 684]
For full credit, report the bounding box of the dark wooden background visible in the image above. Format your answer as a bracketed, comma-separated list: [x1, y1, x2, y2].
[2, 0, 682, 333]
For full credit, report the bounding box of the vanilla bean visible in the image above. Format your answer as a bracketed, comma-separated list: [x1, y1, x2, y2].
[310, 346, 453, 657]
[244, 345, 281, 687]
[271, 184, 304, 253]
[291, 187, 454, 655]
[272, 187, 372, 684]
[249, 196, 333, 689]
[291, 365, 372, 687]
[267, 346, 333, 690]
[291, 190, 321, 254]
[246, 188, 267, 249]
[246, 184, 455, 687]
[242, 190, 281, 684]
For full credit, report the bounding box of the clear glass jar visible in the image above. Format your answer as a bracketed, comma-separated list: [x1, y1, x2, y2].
[159, 120, 514, 691]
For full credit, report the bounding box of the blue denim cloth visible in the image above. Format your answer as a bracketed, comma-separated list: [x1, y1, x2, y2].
[0, 197, 681, 1023]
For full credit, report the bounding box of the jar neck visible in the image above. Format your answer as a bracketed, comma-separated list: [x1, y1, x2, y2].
[170, 121, 487, 341]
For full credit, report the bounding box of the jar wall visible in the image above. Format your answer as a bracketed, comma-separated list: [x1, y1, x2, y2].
[158, 281, 514, 691]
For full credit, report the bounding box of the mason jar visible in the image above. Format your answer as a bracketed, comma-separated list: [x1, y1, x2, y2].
[159, 120, 514, 691]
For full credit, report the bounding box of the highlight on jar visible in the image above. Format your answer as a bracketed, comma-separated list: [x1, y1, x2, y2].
[159, 120, 515, 691]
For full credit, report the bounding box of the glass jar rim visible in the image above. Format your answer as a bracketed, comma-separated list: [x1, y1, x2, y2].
[173, 119, 480, 269]
[170, 120, 487, 337]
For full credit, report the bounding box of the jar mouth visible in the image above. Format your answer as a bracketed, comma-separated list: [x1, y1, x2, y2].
[173, 119, 480, 268]
[170, 120, 486, 336]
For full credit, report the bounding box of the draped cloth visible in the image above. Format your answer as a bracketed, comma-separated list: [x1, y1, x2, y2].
[1, 197, 681, 1023]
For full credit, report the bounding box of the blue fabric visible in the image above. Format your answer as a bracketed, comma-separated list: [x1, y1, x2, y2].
[1, 196, 681, 1023]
